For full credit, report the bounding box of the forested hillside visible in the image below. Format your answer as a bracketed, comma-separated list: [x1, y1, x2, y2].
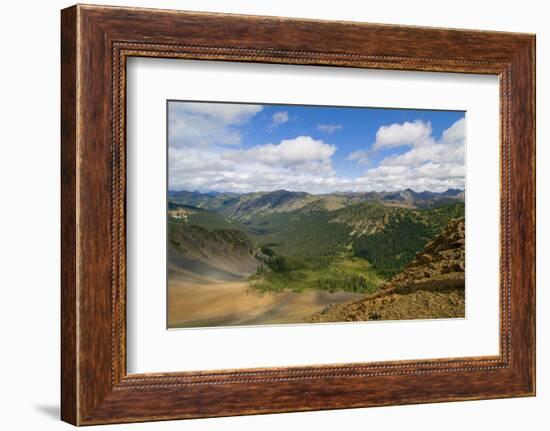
[349, 203, 464, 277]
[308, 217, 466, 323]
[168, 189, 465, 298]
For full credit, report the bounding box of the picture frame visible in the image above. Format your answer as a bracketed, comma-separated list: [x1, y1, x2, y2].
[61, 4, 535, 425]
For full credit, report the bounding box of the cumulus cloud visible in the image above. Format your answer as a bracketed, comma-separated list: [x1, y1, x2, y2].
[347, 150, 370, 166]
[357, 163, 465, 192]
[224, 136, 336, 167]
[441, 117, 466, 145]
[268, 111, 289, 129]
[169, 135, 339, 193]
[168, 110, 465, 194]
[358, 118, 466, 192]
[169, 102, 262, 148]
[372, 120, 435, 151]
[316, 123, 343, 134]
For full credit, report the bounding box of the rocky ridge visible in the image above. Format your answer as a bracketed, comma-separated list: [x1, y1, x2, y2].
[307, 217, 465, 322]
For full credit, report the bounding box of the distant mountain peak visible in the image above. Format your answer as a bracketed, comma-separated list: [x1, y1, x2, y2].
[168, 187, 465, 221]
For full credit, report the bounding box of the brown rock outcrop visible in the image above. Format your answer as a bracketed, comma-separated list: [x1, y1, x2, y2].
[307, 217, 465, 323]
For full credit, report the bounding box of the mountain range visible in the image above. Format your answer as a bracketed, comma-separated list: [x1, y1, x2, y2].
[168, 188, 465, 222]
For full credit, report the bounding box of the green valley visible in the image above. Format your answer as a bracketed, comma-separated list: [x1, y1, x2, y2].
[168, 189, 465, 299]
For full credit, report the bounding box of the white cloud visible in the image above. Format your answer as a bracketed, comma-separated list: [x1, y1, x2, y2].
[357, 163, 464, 192]
[268, 111, 289, 129]
[224, 136, 336, 167]
[373, 120, 435, 151]
[358, 118, 466, 192]
[177, 103, 262, 125]
[347, 150, 370, 166]
[169, 115, 465, 194]
[169, 136, 339, 193]
[441, 117, 465, 145]
[316, 123, 343, 134]
[169, 102, 262, 148]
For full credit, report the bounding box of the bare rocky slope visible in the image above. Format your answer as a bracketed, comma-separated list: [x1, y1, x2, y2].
[307, 217, 465, 322]
[169, 223, 263, 280]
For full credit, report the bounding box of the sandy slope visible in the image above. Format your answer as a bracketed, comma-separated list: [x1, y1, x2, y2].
[167, 266, 362, 328]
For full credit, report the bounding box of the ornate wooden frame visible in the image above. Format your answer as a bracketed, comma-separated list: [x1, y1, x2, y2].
[61, 4, 536, 425]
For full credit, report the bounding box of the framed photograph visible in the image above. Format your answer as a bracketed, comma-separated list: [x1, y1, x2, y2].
[61, 4, 536, 425]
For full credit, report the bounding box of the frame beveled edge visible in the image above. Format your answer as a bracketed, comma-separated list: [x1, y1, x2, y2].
[61, 4, 535, 426]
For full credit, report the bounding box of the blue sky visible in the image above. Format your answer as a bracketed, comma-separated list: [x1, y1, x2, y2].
[168, 101, 465, 194]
